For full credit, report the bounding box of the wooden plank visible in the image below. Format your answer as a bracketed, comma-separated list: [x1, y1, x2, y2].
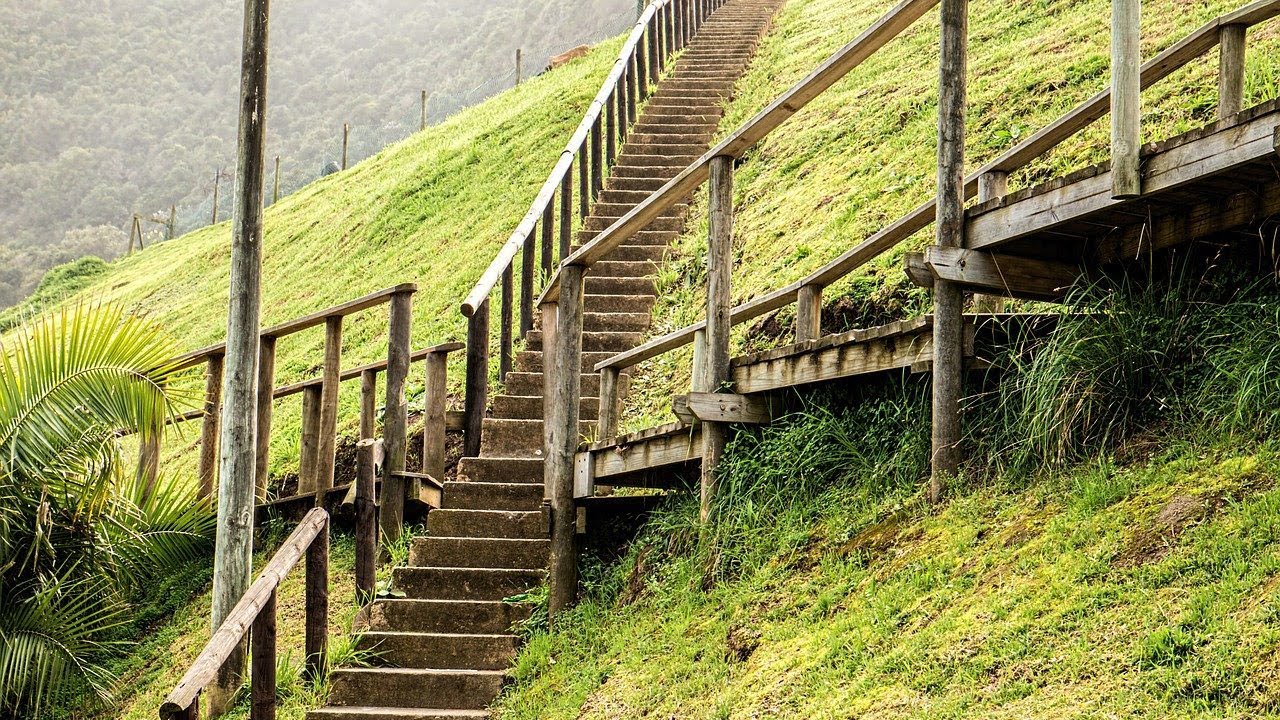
[731, 324, 933, 394]
[269, 342, 463, 399]
[317, 316, 343, 494]
[591, 424, 702, 480]
[924, 246, 1079, 300]
[968, 106, 1280, 250]
[422, 351, 448, 490]
[597, 366, 621, 439]
[254, 336, 277, 500]
[1219, 24, 1247, 117]
[794, 285, 823, 342]
[298, 385, 321, 495]
[573, 451, 595, 500]
[685, 392, 775, 424]
[1112, 0, 1142, 198]
[197, 353, 223, 500]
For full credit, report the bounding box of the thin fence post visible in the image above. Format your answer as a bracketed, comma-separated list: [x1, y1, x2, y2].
[578, 140, 590, 219]
[1111, 0, 1141, 199]
[168, 204, 177, 240]
[560, 169, 573, 261]
[973, 171, 1009, 313]
[546, 264, 584, 619]
[1219, 24, 1246, 118]
[304, 516, 329, 682]
[701, 155, 734, 522]
[637, 33, 649, 100]
[380, 291, 413, 543]
[598, 366, 621, 440]
[522, 228, 536, 336]
[649, 14, 661, 84]
[298, 385, 322, 495]
[500, 265, 514, 381]
[355, 369, 377, 603]
[198, 353, 225, 500]
[255, 336, 277, 500]
[464, 299, 490, 458]
[317, 316, 343, 497]
[273, 155, 281, 205]
[542, 201, 556, 276]
[516, 48, 523, 86]
[606, 91, 617, 169]
[342, 123, 350, 171]
[250, 589, 276, 720]
[211, 170, 220, 225]
[591, 118, 604, 201]
[424, 352, 448, 485]
[930, 0, 969, 503]
[421, 89, 428, 131]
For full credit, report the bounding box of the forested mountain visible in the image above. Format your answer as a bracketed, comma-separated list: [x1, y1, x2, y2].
[0, 0, 633, 308]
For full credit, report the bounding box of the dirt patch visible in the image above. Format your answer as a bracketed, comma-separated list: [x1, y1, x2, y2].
[836, 511, 920, 564]
[1116, 494, 1215, 568]
[726, 624, 761, 663]
[617, 545, 654, 607]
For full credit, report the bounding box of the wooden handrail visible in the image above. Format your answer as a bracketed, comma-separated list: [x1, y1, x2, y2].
[460, 0, 675, 317]
[171, 283, 418, 371]
[160, 508, 329, 720]
[592, 0, 1280, 372]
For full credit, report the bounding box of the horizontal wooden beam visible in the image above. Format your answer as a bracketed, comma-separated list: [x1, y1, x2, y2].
[921, 245, 1079, 300]
[589, 423, 702, 481]
[968, 103, 1280, 250]
[673, 392, 777, 424]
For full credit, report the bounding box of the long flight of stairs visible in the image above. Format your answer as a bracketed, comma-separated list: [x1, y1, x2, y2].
[309, 1, 783, 717]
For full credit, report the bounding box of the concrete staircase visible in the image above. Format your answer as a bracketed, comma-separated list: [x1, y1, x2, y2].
[309, 2, 782, 717]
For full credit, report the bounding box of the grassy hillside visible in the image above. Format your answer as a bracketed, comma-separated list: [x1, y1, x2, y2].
[623, 0, 1280, 429]
[3, 36, 626, 483]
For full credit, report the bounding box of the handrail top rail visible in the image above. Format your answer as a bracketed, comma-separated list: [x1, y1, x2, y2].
[160, 508, 329, 718]
[589, 0, 1280, 371]
[460, 0, 673, 317]
[172, 283, 419, 371]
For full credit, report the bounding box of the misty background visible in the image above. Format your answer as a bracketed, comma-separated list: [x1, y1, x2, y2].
[0, 0, 635, 308]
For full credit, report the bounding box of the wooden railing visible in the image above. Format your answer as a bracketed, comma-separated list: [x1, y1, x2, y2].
[457, 0, 726, 456]
[160, 508, 330, 720]
[535, 0, 1280, 609]
[565, 0, 1280, 434]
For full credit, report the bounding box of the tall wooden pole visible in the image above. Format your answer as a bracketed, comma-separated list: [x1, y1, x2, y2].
[168, 205, 177, 240]
[355, 369, 378, 602]
[273, 155, 281, 204]
[516, 48, 523, 86]
[211, 0, 270, 713]
[1218, 24, 1246, 118]
[421, 89, 428, 131]
[701, 156, 733, 522]
[342, 123, 350, 170]
[212, 170, 221, 225]
[198, 353, 225, 500]
[1111, 0, 1141, 199]
[546, 264, 583, 619]
[930, 0, 967, 504]
[380, 290, 413, 544]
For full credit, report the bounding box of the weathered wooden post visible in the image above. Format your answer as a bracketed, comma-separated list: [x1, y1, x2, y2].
[692, 328, 708, 392]
[590, 118, 604, 200]
[516, 48, 523, 86]
[700, 155, 734, 522]
[546, 264, 584, 618]
[1219, 24, 1246, 118]
[342, 123, 350, 170]
[198, 353, 225, 499]
[298, 385, 322, 495]
[579, 139, 591, 220]
[500, 265, 514, 380]
[636, 32, 649, 100]
[423, 351, 448, 484]
[522, 228, 537, 336]
[463, 299, 490, 458]
[1111, 0, 1141, 199]
[317, 316, 343, 496]
[559, 172, 572, 260]
[649, 12, 662, 83]
[304, 515, 329, 682]
[250, 589, 276, 720]
[137, 422, 161, 499]
[168, 205, 177, 240]
[795, 285, 822, 342]
[272, 155, 281, 205]
[355, 369, 377, 602]
[606, 91, 618, 168]
[598, 366, 621, 439]
[211, 0, 270, 711]
[380, 290, 413, 543]
[421, 89, 428, 131]
[930, 0, 968, 504]
[542, 200, 555, 276]
[211, 169, 221, 225]
[972, 171, 1009, 312]
[254, 336, 277, 500]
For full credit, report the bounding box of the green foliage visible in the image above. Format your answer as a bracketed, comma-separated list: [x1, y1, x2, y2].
[0, 304, 214, 716]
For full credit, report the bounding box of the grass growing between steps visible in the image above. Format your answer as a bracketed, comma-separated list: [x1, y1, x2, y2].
[623, 0, 1280, 430]
[0, 34, 630, 485]
[491, 277, 1280, 719]
[58, 529, 398, 720]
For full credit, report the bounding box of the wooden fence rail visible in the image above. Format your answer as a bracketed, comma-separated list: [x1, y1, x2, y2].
[160, 508, 330, 720]
[457, 0, 725, 457]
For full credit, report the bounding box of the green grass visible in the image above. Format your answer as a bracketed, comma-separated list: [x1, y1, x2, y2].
[0, 35, 628, 484]
[622, 0, 1280, 429]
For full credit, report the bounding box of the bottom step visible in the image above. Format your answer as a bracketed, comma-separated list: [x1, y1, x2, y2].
[308, 708, 488, 720]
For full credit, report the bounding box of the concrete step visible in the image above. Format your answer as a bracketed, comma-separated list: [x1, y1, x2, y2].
[494, 394, 600, 421]
[525, 329, 644, 353]
[583, 292, 657, 314]
[584, 310, 654, 330]
[591, 243, 669, 262]
[358, 631, 518, 671]
[635, 104, 724, 120]
[577, 228, 678, 246]
[392, 565, 544, 600]
[512, 349, 615, 374]
[623, 132, 712, 147]
[607, 176, 670, 192]
[608, 162, 693, 179]
[480, 417, 594, 455]
[623, 142, 707, 156]
[358, 598, 531, 635]
[308, 707, 488, 720]
[455, 457, 543, 484]
[586, 260, 659, 279]
[503, 371, 617, 400]
[584, 214, 682, 233]
[427, 509, 547, 540]
[410, 537, 551, 569]
[443, 480, 544, 512]
[659, 79, 736, 93]
[326, 668, 504, 711]
[588, 201, 689, 221]
[584, 275, 658, 296]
